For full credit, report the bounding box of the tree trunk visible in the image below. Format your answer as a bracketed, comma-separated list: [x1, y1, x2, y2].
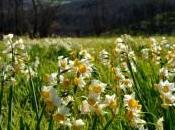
[7, 0, 10, 33]
[14, 0, 18, 34]
[21, 0, 24, 34]
[32, 0, 38, 36]
[0, 0, 4, 33]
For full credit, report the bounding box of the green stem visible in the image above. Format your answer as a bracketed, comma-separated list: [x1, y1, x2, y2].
[7, 39, 15, 130]
[92, 114, 98, 130]
[103, 118, 113, 130]
[48, 115, 54, 130]
[28, 65, 39, 120]
[36, 104, 46, 130]
[0, 66, 5, 116]
[126, 57, 149, 112]
[7, 84, 13, 130]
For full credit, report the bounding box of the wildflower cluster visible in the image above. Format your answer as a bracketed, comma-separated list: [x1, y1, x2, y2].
[124, 93, 146, 129]
[2, 34, 175, 129]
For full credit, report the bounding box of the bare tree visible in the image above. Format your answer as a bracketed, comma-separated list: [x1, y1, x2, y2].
[14, 0, 19, 34]
[31, 0, 38, 36]
[91, 0, 105, 36]
[0, 0, 4, 33]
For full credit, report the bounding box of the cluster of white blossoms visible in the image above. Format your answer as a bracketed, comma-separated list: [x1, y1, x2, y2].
[165, 41, 175, 72]
[41, 46, 120, 128]
[140, 37, 162, 64]
[115, 37, 128, 54]
[81, 80, 107, 115]
[41, 49, 96, 128]
[41, 85, 78, 128]
[141, 48, 150, 59]
[41, 85, 85, 129]
[115, 36, 137, 73]
[150, 37, 175, 109]
[2, 34, 39, 82]
[99, 49, 110, 65]
[150, 37, 162, 64]
[113, 36, 147, 129]
[108, 36, 145, 129]
[124, 93, 146, 129]
[113, 67, 133, 93]
[156, 80, 175, 108]
[81, 79, 118, 116]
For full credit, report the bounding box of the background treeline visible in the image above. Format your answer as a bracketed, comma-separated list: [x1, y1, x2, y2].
[0, 0, 175, 37]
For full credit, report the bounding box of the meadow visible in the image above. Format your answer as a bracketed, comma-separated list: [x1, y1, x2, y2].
[0, 34, 175, 130]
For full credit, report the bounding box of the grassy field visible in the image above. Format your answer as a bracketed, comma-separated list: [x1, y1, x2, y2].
[0, 34, 175, 130]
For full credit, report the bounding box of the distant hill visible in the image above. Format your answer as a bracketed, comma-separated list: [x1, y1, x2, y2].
[1, 0, 175, 36]
[54, 0, 175, 35]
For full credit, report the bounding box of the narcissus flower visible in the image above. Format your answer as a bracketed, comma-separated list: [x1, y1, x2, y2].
[159, 68, 169, 80]
[99, 49, 110, 65]
[124, 93, 146, 129]
[124, 94, 141, 110]
[41, 86, 61, 111]
[81, 100, 90, 114]
[70, 59, 93, 78]
[71, 119, 85, 130]
[159, 80, 175, 94]
[156, 117, 164, 130]
[120, 78, 133, 92]
[53, 106, 70, 124]
[88, 79, 107, 94]
[157, 80, 175, 108]
[3, 34, 14, 40]
[74, 76, 86, 89]
[141, 48, 150, 59]
[104, 94, 118, 114]
[79, 49, 92, 62]
[58, 56, 70, 71]
[113, 67, 125, 81]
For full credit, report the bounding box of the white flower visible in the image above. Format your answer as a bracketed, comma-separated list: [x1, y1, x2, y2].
[81, 100, 90, 114]
[62, 95, 74, 106]
[114, 67, 125, 81]
[150, 37, 157, 44]
[47, 72, 58, 85]
[70, 59, 93, 78]
[128, 51, 136, 61]
[104, 94, 116, 105]
[156, 117, 164, 130]
[120, 78, 133, 91]
[99, 49, 110, 65]
[124, 93, 136, 109]
[88, 93, 101, 105]
[58, 56, 70, 71]
[56, 106, 70, 116]
[124, 93, 146, 129]
[92, 103, 107, 115]
[134, 118, 146, 129]
[72, 119, 85, 129]
[159, 80, 175, 94]
[115, 38, 124, 43]
[33, 56, 40, 69]
[159, 68, 169, 79]
[79, 49, 92, 62]
[104, 94, 118, 111]
[141, 48, 149, 59]
[53, 106, 70, 124]
[74, 76, 86, 89]
[3, 34, 14, 40]
[89, 79, 107, 94]
[41, 86, 61, 107]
